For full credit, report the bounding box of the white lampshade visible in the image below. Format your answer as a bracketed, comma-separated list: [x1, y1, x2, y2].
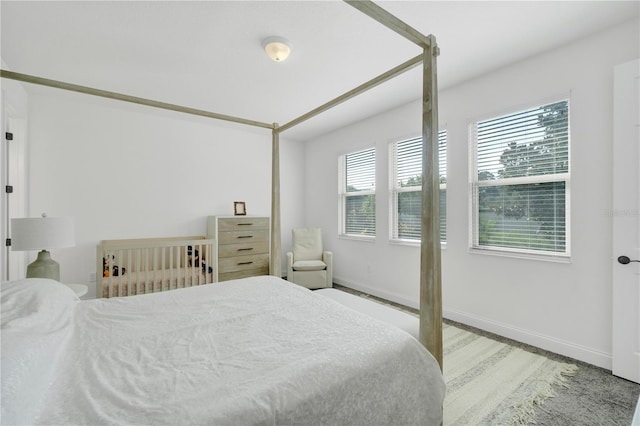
[262, 37, 292, 62]
[11, 215, 75, 251]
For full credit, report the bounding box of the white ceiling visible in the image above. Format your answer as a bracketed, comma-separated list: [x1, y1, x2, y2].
[1, 1, 638, 141]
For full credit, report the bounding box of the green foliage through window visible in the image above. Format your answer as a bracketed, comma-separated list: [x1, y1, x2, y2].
[473, 100, 569, 254]
[391, 131, 447, 242]
[341, 147, 376, 237]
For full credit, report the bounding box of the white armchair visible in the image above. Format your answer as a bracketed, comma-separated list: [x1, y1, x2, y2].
[286, 228, 333, 289]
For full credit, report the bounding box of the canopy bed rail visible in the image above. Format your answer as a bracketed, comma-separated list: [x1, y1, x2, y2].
[97, 236, 215, 298]
[2, 0, 442, 367]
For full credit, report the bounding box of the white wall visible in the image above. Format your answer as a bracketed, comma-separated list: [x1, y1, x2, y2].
[24, 90, 304, 297]
[304, 19, 639, 368]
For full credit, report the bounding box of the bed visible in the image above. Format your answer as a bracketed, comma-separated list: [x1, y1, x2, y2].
[1, 0, 443, 367]
[1, 277, 445, 425]
[97, 236, 215, 298]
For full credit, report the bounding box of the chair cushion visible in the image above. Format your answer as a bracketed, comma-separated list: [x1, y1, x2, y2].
[292, 228, 323, 261]
[292, 260, 327, 271]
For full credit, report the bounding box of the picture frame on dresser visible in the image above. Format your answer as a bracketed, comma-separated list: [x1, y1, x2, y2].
[233, 201, 246, 216]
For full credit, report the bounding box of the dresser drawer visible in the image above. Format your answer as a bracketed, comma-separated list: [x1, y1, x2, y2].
[218, 229, 268, 245]
[218, 217, 269, 232]
[218, 241, 269, 258]
[218, 253, 269, 274]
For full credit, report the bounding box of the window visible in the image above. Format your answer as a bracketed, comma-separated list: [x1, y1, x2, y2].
[339, 147, 376, 238]
[390, 131, 447, 243]
[470, 99, 570, 257]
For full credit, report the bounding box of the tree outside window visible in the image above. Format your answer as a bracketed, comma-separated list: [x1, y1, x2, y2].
[391, 132, 447, 243]
[340, 148, 376, 237]
[472, 100, 569, 255]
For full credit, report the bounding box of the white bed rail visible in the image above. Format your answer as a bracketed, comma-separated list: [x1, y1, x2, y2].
[97, 236, 215, 298]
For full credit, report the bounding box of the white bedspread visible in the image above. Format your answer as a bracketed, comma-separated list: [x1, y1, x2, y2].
[2, 276, 445, 425]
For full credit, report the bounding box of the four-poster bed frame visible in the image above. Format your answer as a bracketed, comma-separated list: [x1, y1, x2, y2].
[0, 0, 442, 367]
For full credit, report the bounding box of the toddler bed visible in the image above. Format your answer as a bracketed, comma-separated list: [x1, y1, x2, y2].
[97, 236, 215, 298]
[1, 277, 445, 425]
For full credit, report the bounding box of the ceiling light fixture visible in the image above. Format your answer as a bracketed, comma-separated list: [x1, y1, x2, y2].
[262, 36, 292, 62]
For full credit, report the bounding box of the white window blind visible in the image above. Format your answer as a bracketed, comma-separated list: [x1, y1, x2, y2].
[340, 147, 376, 237]
[471, 99, 569, 256]
[390, 131, 447, 242]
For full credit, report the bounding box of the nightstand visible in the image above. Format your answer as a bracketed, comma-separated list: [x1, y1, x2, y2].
[65, 283, 88, 298]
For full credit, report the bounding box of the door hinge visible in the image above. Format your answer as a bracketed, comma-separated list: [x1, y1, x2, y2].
[5, 238, 11, 247]
[5, 132, 13, 141]
[5, 185, 13, 193]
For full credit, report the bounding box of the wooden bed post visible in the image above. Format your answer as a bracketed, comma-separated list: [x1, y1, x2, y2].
[270, 125, 282, 278]
[343, 0, 443, 369]
[419, 37, 443, 370]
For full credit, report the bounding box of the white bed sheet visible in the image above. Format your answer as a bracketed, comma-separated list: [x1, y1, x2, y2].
[316, 288, 420, 340]
[3, 276, 445, 425]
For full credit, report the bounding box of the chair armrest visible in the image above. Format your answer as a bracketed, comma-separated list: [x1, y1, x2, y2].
[286, 251, 294, 278]
[323, 251, 333, 287]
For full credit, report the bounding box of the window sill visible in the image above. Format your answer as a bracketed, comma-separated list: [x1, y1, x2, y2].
[338, 234, 376, 243]
[389, 239, 447, 250]
[469, 246, 571, 263]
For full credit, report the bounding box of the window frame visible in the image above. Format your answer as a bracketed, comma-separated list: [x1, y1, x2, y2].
[469, 97, 571, 261]
[338, 147, 377, 241]
[389, 130, 447, 246]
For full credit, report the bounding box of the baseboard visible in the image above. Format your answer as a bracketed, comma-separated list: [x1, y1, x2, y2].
[334, 276, 612, 370]
[443, 308, 612, 369]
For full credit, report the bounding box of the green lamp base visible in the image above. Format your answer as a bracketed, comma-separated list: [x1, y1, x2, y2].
[26, 250, 60, 281]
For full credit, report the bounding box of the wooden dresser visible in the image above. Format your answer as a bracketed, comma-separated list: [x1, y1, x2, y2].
[207, 216, 270, 282]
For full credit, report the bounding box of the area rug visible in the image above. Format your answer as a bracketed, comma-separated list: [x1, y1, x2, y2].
[338, 287, 579, 425]
[442, 322, 578, 425]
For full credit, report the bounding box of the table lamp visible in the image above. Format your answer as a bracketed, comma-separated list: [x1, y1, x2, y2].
[11, 213, 75, 281]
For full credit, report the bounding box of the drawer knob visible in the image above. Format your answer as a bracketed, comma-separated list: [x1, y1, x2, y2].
[237, 235, 253, 239]
[238, 223, 253, 226]
[238, 261, 253, 265]
[238, 248, 254, 251]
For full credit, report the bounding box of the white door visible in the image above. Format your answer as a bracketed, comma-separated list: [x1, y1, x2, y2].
[612, 58, 640, 384]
